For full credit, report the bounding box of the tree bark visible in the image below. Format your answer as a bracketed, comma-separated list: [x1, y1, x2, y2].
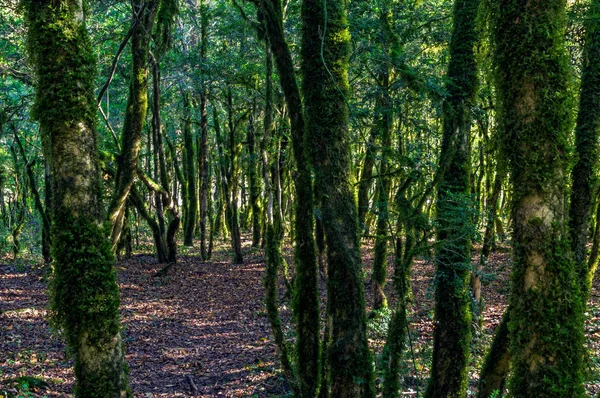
[569, 0, 600, 297]
[183, 91, 197, 246]
[107, 0, 158, 253]
[301, 0, 375, 395]
[26, 1, 130, 395]
[259, 0, 321, 394]
[426, 0, 479, 395]
[493, 0, 585, 393]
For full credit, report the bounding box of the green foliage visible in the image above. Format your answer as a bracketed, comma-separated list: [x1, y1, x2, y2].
[24, 1, 97, 135]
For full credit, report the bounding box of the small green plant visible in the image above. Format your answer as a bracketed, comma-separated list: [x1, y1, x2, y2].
[5, 376, 49, 398]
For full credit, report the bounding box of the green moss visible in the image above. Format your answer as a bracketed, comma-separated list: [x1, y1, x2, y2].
[491, 0, 586, 394]
[49, 214, 120, 347]
[25, 2, 132, 395]
[25, 1, 97, 137]
[301, 0, 374, 395]
[425, 0, 479, 395]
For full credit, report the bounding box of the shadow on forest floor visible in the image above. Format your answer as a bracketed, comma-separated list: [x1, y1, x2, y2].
[2, 236, 600, 397]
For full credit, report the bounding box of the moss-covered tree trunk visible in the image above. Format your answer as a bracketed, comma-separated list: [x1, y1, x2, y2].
[372, 74, 391, 311]
[493, 0, 585, 394]
[226, 89, 244, 264]
[247, 101, 261, 247]
[183, 91, 197, 246]
[301, 0, 374, 395]
[357, 127, 377, 231]
[569, 0, 600, 297]
[107, 0, 158, 252]
[259, 0, 321, 394]
[25, 1, 130, 395]
[477, 309, 511, 398]
[425, 0, 479, 395]
[198, 0, 210, 260]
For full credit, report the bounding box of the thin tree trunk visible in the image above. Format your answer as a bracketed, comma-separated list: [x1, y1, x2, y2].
[226, 89, 244, 264]
[199, 0, 210, 259]
[570, 0, 600, 297]
[107, 0, 158, 252]
[183, 91, 197, 246]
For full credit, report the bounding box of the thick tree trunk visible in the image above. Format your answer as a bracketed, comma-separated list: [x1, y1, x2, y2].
[426, 0, 479, 395]
[26, 1, 130, 395]
[301, 0, 375, 395]
[493, 0, 585, 393]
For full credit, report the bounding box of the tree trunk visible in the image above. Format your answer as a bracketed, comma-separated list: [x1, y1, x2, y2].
[247, 100, 261, 247]
[493, 0, 585, 393]
[426, 0, 479, 395]
[473, 167, 504, 319]
[226, 90, 244, 264]
[107, 0, 158, 253]
[477, 309, 510, 398]
[26, 1, 130, 395]
[183, 91, 197, 246]
[260, 0, 321, 394]
[198, 0, 210, 260]
[301, 0, 375, 395]
[569, 0, 600, 297]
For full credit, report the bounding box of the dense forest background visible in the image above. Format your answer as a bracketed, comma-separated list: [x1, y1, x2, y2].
[2, 0, 600, 396]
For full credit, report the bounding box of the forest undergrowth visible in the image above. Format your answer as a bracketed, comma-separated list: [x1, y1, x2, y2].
[2, 234, 600, 397]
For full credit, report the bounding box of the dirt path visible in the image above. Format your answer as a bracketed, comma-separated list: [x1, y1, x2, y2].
[2, 241, 600, 396]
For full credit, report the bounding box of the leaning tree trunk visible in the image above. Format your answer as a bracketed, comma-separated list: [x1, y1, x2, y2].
[259, 1, 321, 394]
[26, 1, 130, 395]
[301, 0, 375, 395]
[107, 0, 158, 253]
[493, 0, 585, 393]
[425, 0, 479, 395]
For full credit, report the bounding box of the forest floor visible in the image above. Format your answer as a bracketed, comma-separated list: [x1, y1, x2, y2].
[3, 235, 600, 397]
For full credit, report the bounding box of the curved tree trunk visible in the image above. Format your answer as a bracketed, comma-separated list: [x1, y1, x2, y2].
[107, 0, 158, 253]
[260, 1, 321, 394]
